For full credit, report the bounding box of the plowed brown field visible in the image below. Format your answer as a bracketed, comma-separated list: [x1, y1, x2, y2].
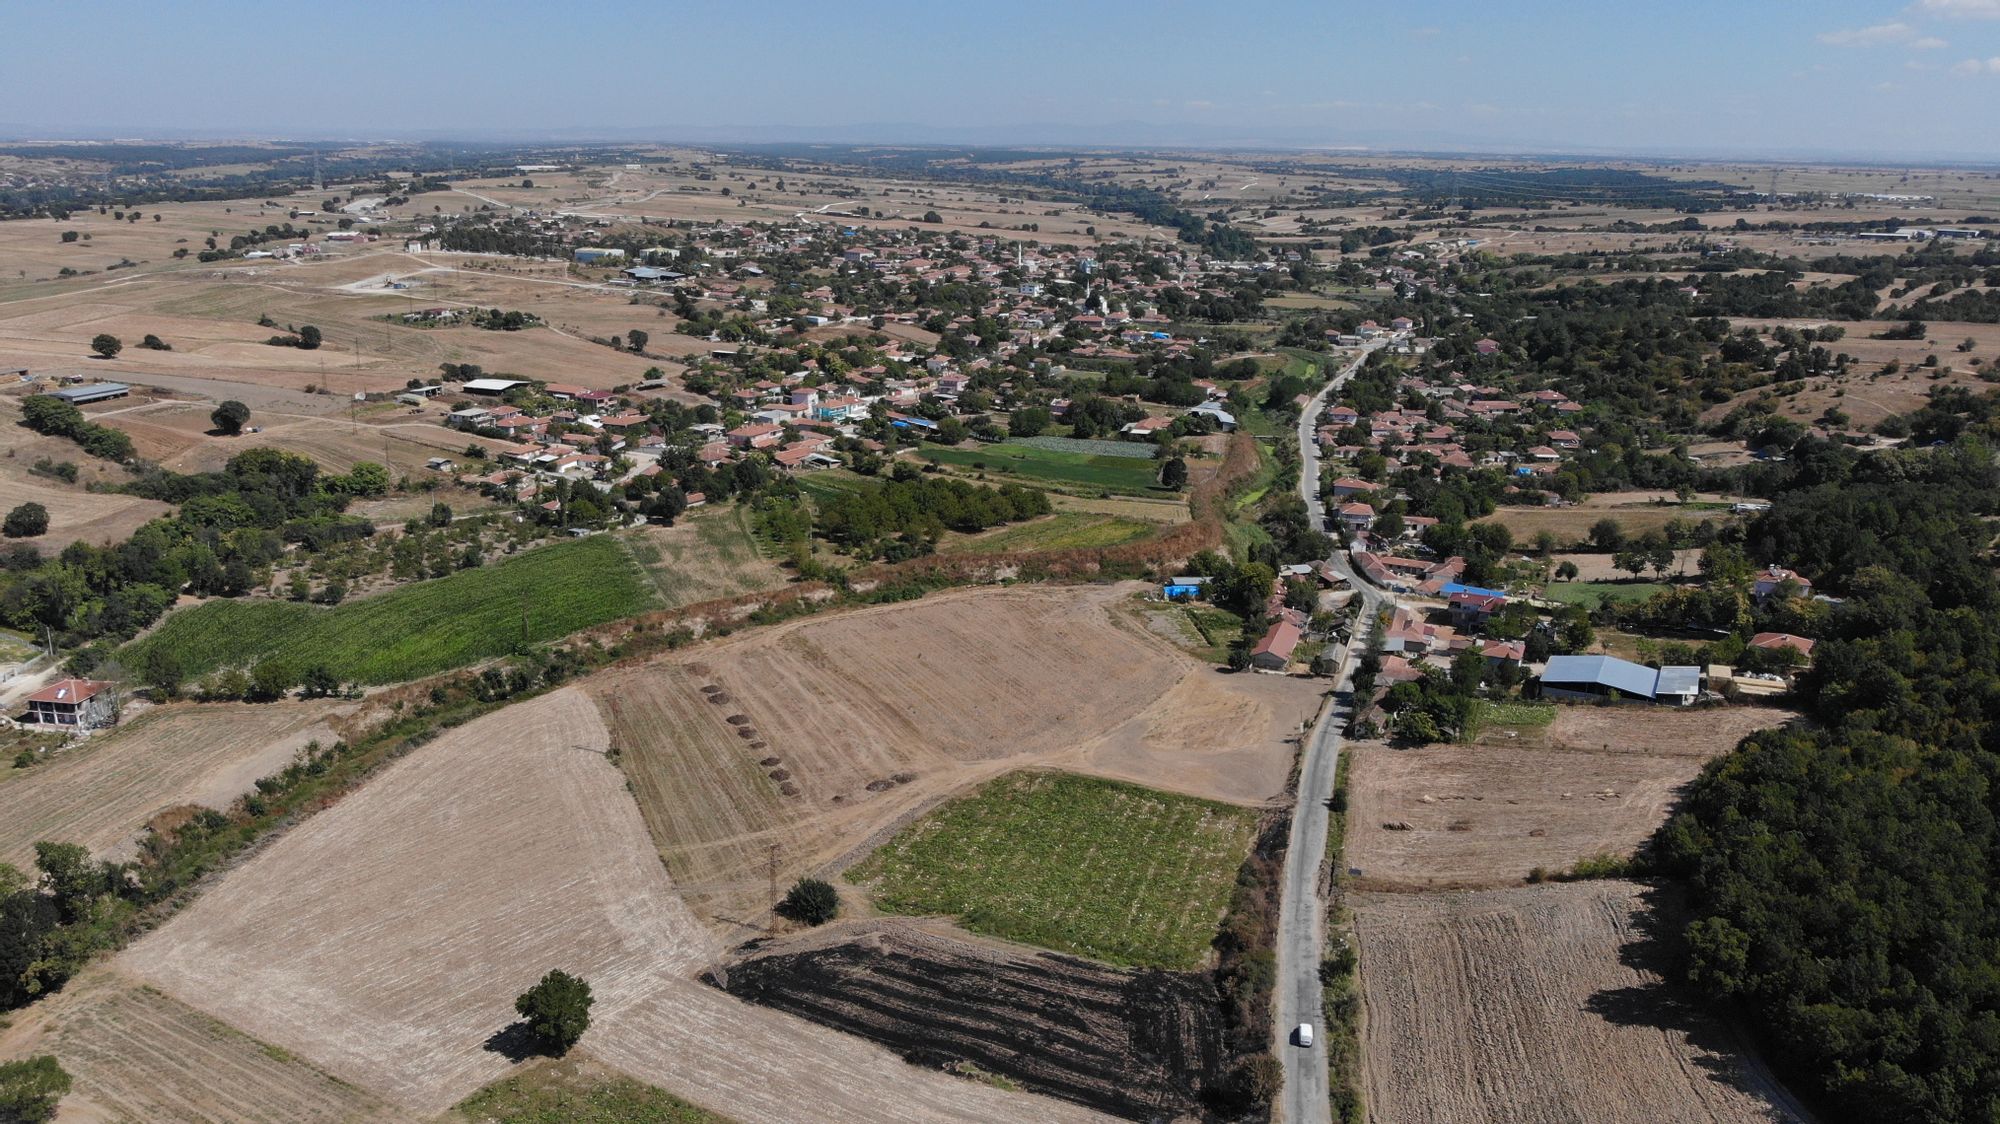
[0, 970, 400, 1123]
[113, 687, 1108, 1123]
[587, 584, 1318, 933]
[0, 699, 347, 868]
[1354, 881, 1813, 1124]
[1345, 706, 1796, 889]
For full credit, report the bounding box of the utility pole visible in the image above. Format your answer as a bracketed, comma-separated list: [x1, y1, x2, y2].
[768, 843, 780, 930]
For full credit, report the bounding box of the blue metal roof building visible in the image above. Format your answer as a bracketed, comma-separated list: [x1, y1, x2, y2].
[1541, 654, 1701, 705]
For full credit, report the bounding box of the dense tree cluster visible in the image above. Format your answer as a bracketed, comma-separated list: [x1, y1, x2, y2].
[816, 474, 1049, 559]
[1654, 436, 2000, 1124]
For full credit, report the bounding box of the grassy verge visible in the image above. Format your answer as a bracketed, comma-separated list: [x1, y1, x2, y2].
[939, 511, 1154, 554]
[1324, 746, 1364, 1124]
[456, 1057, 731, 1124]
[1466, 698, 1558, 739]
[850, 770, 1259, 970]
[118, 536, 657, 685]
[1540, 580, 1668, 611]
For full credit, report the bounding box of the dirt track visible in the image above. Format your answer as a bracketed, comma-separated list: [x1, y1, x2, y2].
[1354, 881, 1812, 1124]
[114, 688, 1107, 1122]
[589, 583, 1317, 933]
[0, 699, 346, 869]
[716, 918, 1225, 1119]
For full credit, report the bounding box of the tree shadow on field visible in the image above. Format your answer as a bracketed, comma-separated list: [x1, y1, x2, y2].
[482, 1020, 543, 1062]
[1584, 883, 1804, 1118]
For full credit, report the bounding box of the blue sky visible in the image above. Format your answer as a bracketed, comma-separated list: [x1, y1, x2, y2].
[7, 0, 1998, 158]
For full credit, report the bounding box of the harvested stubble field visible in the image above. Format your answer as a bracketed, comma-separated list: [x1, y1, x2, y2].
[114, 688, 1103, 1123]
[717, 918, 1226, 1119]
[0, 969, 400, 1123]
[1354, 880, 1812, 1124]
[118, 534, 656, 684]
[586, 584, 1316, 935]
[1345, 705, 1795, 889]
[455, 1055, 731, 1124]
[851, 771, 1259, 970]
[1478, 501, 1735, 546]
[0, 699, 347, 869]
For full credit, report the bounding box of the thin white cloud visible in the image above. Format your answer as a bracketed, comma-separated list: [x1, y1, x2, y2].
[1913, 35, 1951, 47]
[1184, 99, 1215, 111]
[1818, 21, 1917, 45]
[1915, 0, 2000, 18]
[1950, 55, 2000, 71]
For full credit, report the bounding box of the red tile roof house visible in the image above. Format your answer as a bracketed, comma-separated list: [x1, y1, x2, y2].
[1474, 338, 1501, 355]
[726, 423, 783, 449]
[26, 678, 116, 728]
[1330, 477, 1381, 500]
[1751, 632, 1817, 658]
[1752, 567, 1813, 600]
[1250, 620, 1303, 671]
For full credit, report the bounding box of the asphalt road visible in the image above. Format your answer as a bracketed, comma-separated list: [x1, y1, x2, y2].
[1275, 343, 1387, 1124]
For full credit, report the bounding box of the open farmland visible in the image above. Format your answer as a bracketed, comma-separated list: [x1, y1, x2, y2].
[918, 440, 1167, 493]
[1354, 881, 1811, 1124]
[1478, 502, 1735, 547]
[717, 918, 1226, 1119]
[114, 688, 1103, 1123]
[117, 534, 655, 684]
[1345, 705, 1795, 890]
[0, 468, 171, 553]
[622, 507, 787, 608]
[850, 771, 1260, 970]
[0, 699, 347, 868]
[587, 584, 1315, 935]
[0, 970, 401, 1123]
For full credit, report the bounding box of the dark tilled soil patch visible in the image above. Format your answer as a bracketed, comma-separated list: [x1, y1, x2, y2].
[710, 921, 1226, 1119]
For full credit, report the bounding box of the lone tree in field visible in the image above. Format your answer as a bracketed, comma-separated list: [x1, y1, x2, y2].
[89, 333, 121, 359]
[514, 969, 592, 1055]
[211, 400, 251, 435]
[1160, 456, 1189, 491]
[0, 1055, 72, 1124]
[297, 324, 323, 350]
[2, 503, 48, 539]
[777, 877, 840, 925]
[626, 329, 648, 352]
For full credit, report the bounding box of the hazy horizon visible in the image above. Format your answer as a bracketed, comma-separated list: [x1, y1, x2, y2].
[7, 0, 1999, 162]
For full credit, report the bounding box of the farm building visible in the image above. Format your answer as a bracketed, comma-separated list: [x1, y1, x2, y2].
[25, 678, 117, 728]
[1250, 620, 1302, 671]
[50, 382, 130, 405]
[1540, 655, 1702, 706]
[460, 378, 528, 396]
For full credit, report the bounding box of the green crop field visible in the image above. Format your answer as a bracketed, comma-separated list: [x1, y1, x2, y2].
[850, 771, 1260, 970]
[918, 441, 1165, 493]
[455, 1060, 730, 1124]
[119, 535, 656, 685]
[939, 511, 1154, 554]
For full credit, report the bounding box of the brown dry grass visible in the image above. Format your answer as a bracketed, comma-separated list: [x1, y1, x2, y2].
[113, 686, 1106, 1123]
[1478, 502, 1736, 546]
[588, 583, 1317, 936]
[0, 699, 347, 869]
[1344, 706, 1795, 890]
[1354, 881, 1814, 1124]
